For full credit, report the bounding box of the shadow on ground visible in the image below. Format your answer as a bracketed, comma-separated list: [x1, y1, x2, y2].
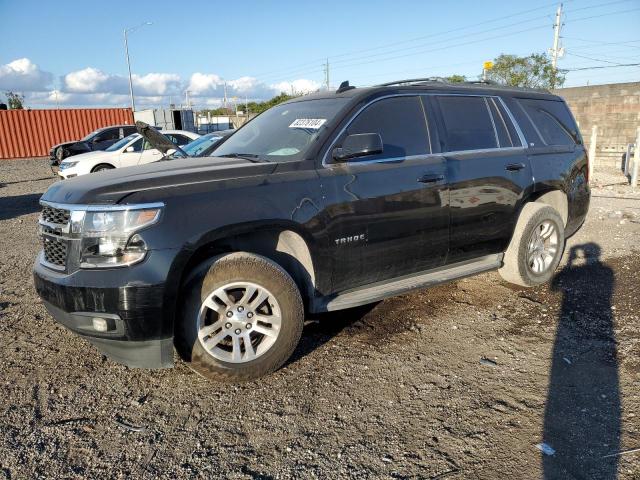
[0, 193, 42, 221]
[543, 242, 620, 479]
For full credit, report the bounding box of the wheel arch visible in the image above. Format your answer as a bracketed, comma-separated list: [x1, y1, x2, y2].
[530, 189, 568, 226]
[91, 162, 116, 172]
[168, 222, 319, 331]
[505, 188, 568, 253]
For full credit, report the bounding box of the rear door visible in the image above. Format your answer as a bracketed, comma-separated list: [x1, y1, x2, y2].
[320, 95, 449, 292]
[427, 94, 532, 263]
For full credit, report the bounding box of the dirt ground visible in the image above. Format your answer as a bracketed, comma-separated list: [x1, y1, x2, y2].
[1, 159, 639, 479]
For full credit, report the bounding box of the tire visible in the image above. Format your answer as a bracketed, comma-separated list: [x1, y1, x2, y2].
[91, 163, 114, 173]
[176, 252, 304, 382]
[498, 203, 565, 287]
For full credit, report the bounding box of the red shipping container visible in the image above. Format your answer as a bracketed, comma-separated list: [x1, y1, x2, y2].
[0, 108, 134, 159]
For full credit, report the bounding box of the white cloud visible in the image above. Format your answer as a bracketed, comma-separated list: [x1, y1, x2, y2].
[0, 58, 53, 91]
[188, 74, 321, 100]
[270, 79, 322, 95]
[5, 58, 321, 107]
[62, 67, 181, 96]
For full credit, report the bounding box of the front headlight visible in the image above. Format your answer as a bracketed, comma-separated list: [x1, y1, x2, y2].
[59, 161, 78, 170]
[77, 205, 163, 268]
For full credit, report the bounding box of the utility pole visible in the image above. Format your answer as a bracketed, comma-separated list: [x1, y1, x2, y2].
[323, 58, 330, 91]
[550, 4, 564, 70]
[223, 82, 228, 110]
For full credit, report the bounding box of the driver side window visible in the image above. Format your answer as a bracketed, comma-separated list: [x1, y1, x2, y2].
[128, 138, 143, 152]
[344, 96, 431, 161]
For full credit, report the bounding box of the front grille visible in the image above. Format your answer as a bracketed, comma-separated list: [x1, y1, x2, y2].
[42, 234, 68, 267]
[41, 204, 70, 225]
[40, 203, 71, 270]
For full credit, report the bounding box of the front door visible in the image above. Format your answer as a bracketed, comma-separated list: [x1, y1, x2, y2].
[138, 139, 164, 165]
[117, 137, 144, 168]
[320, 95, 449, 293]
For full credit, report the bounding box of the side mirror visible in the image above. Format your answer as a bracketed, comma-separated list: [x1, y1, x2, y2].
[166, 148, 176, 156]
[333, 133, 383, 162]
[125, 146, 135, 153]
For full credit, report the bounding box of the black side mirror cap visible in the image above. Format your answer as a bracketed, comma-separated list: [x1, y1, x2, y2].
[333, 133, 383, 162]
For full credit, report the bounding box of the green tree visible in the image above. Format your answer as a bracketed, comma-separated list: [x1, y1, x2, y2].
[445, 75, 467, 83]
[5, 91, 24, 109]
[486, 53, 565, 89]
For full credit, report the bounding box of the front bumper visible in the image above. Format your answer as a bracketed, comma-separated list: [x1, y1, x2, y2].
[33, 249, 180, 368]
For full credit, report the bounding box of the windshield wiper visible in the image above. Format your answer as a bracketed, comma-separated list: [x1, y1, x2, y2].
[221, 153, 264, 163]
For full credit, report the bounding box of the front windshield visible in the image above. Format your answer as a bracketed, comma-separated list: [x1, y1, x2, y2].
[212, 98, 349, 162]
[174, 134, 224, 158]
[106, 134, 138, 152]
[81, 130, 99, 142]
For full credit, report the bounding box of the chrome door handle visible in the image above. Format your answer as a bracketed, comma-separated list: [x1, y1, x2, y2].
[506, 163, 525, 171]
[418, 174, 445, 184]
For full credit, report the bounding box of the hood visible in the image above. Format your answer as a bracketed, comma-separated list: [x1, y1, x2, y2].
[136, 121, 187, 155]
[41, 156, 277, 205]
[50, 141, 76, 151]
[61, 150, 111, 163]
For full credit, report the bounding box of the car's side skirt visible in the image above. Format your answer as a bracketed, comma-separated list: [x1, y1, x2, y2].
[314, 253, 504, 312]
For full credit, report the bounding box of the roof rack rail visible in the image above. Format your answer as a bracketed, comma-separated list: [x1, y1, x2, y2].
[463, 79, 500, 86]
[376, 77, 448, 87]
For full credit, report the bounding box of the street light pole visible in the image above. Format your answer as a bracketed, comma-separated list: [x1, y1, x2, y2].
[123, 22, 152, 113]
[124, 29, 135, 112]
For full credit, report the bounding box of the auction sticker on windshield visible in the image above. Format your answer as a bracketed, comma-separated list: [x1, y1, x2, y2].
[289, 118, 327, 129]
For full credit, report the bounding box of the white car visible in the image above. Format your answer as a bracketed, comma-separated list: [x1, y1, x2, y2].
[57, 130, 200, 179]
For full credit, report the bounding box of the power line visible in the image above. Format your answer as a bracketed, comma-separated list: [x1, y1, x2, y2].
[259, 4, 640, 85]
[564, 62, 640, 71]
[566, 51, 636, 64]
[251, 1, 569, 80]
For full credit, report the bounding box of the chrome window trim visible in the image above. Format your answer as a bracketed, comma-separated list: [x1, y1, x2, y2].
[483, 97, 500, 148]
[39, 200, 165, 212]
[498, 97, 529, 148]
[322, 92, 529, 168]
[489, 97, 515, 147]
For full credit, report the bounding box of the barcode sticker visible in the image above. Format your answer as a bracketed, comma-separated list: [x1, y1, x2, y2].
[289, 118, 327, 129]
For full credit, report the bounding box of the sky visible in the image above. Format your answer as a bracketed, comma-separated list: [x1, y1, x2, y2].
[0, 0, 638, 109]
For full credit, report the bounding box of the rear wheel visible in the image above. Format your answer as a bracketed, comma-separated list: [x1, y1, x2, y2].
[499, 203, 565, 287]
[91, 163, 114, 173]
[176, 252, 304, 382]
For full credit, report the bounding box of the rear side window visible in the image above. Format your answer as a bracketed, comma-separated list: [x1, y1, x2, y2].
[516, 98, 577, 146]
[346, 96, 430, 160]
[433, 96, 497, 152]
[123, 126, 137, 136]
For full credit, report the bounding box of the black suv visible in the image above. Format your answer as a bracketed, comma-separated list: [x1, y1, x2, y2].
[49, 124, 137, 165]
[34, 79, 590, 381]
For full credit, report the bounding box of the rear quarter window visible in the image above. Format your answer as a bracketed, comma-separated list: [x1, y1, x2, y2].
[516, 98, 578, 147]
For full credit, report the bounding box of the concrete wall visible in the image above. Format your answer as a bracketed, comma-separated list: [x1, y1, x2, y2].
[552, 82, 640, 168]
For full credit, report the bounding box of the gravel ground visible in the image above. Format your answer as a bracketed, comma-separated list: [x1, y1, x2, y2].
[1, 159, 639, 479]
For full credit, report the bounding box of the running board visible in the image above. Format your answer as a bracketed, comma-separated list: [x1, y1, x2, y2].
[321, 254, 503, 312]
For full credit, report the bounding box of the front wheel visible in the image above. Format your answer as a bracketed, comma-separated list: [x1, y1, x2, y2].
[91, 163, 114, 173]
[499, 203, 565, 287]
[176, 252, 304, 382]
